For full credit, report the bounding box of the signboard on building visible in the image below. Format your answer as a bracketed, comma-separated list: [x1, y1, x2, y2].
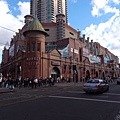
[89, 54, 101, 63]
[71, 48, 78, 54]
[83, 48, 89, 58]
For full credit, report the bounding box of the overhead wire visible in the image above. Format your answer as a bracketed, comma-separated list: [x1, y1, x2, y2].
[0, 26, 12, 46]
[0, 25, 16, 32]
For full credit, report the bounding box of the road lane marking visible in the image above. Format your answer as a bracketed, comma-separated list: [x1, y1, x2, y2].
[68, 91, 85, 94]
[105, 93, 120, 96]
[49, 95, 120, 104]
[0, 95, 44, 107]
[68, 91, 120, 96]
[114, 111, 120, 120]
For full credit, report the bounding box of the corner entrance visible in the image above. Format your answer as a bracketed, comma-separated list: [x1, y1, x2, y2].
[50, 67, 60, 81]
[86, 70, 90, 80]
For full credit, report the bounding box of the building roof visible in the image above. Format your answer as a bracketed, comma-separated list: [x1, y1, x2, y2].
[57, 44, 68, 50]
[23, 18, 49, 37]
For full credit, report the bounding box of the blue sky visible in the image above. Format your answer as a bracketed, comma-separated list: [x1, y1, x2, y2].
[68, 0, 93, 30]
[0, 0, 120, 62]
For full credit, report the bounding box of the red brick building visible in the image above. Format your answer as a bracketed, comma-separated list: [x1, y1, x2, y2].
[0, 15, 120, 81]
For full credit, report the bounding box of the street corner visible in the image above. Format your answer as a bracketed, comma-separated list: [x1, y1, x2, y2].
[0, 88, 16, 93]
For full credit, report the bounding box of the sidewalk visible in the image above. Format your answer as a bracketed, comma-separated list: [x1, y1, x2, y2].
[0, 88, 16, 93]
[55, 81, 84, 87]
[56, 81, 116, 87]
[0, 81, 116, 93]
[0, 82, 83, 93]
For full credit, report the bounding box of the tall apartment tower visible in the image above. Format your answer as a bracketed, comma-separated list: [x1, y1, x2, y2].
[30, 0, 68, 23]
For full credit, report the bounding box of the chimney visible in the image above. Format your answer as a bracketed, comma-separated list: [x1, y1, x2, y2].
[87, 37, 89, 47]
[87, 37, 89, 42]
[83, 34, 85, 43]
[77, 31, 81, 39]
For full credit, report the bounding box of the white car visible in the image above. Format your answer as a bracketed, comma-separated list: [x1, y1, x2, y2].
[83, 79, 109, 93]
[117, 78, 120, 84]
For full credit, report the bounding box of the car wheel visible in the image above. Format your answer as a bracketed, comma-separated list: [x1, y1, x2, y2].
[106, 87, 109, 91]
[100, 88, 104, 94]
[85, 91, 89, 94]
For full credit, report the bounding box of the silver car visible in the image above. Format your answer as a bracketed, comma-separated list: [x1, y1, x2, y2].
[117, 78, 120, 84]
[83, 79, 109, 93]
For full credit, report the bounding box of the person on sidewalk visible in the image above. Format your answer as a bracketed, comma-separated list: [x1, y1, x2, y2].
[9, 77, 14, 90]
[0, 76, 2, 88]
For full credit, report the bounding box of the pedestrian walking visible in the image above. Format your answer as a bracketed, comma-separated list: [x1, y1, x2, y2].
[9, 77, 14, 89]
[34, 78, 38, 88]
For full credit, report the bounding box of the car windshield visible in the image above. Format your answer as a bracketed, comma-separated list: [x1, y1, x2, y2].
[87, 79, 100, 83]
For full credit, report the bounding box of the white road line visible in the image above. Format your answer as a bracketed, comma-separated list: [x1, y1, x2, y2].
[68, 91, 120, 96]
[49, 95, 120, 104]
[0, 95, 44, 107]
[68, 91, 85, 94]
[105, 93, 120, 96]
[114, 111, 120, 120]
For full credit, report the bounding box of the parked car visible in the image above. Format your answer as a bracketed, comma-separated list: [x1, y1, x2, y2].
[83, 79, 109, 93]
[117, 77, 120, 84]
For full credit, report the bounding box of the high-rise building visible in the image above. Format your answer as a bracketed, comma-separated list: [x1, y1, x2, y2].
[30, 0, 68, 23]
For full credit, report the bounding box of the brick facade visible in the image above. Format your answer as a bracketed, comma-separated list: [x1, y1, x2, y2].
[0, 15, 120, 82]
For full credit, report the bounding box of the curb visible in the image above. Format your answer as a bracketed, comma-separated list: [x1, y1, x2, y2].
[55, 82, 83, 87]
[0, 88, 16, 93]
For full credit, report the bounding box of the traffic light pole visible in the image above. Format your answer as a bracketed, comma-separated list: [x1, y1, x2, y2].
[73, 39, 76, 86]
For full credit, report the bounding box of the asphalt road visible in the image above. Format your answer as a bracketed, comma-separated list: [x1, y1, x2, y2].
[0, 83, 120, 120]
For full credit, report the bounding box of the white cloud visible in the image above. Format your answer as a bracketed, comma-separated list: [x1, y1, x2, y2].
[69, 0, 78, 3]
[0, 0, 120, 63]
[91, 0, 109, 17]
[83, 0, 120, 60]
[112, 0, 120, 5]
[17, 1, 30, 21]
[0, 0, 30, 62]
[91, 0, 120, 16]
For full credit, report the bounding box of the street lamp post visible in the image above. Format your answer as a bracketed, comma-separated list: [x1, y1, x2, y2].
[73, 38, 76, 86]
[94, 63, 95, 78]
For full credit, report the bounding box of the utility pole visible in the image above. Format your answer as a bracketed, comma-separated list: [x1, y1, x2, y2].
[73, 38, 76, 86]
